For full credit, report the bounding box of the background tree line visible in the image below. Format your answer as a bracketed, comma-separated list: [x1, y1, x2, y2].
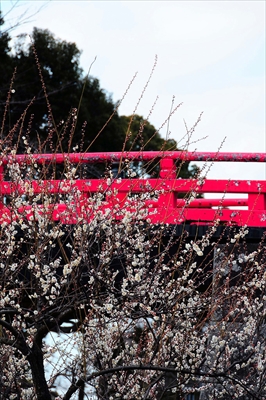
[0, 11, 197, 179]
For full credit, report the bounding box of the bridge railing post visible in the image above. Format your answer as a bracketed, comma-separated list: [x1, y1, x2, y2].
[158, 158, 177, 210]
[248, 193, 266, 211]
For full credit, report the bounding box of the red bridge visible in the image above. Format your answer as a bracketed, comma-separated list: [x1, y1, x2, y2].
[0, 151, 265, 227]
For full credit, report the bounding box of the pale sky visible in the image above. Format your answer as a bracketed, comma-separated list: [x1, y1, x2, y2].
[1, 0, 265, 182]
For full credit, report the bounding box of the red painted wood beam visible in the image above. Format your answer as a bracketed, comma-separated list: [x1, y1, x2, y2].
[1, 151, 266, 164]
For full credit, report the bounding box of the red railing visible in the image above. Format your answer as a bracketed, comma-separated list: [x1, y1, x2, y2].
[0, 151, 265, 227]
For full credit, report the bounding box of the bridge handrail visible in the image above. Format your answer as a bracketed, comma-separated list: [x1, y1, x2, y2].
[0, 151, 266, 164]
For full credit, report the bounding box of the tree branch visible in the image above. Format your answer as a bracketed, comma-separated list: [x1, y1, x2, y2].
[63, 363, 259, 400]
[0, 319, 28, 354]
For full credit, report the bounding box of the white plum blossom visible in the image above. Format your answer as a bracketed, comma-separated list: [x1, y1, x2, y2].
[0, 139, 265, 400]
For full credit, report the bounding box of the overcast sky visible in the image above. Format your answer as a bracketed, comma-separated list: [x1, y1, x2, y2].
[1, 0, 265, 181]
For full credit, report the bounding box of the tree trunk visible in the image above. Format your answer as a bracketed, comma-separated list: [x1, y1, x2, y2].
[27, 341, 52, 400]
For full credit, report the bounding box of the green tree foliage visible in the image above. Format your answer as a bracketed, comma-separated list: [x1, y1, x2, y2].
[0, 21, 125, 153]
[120, 114, 177, 152]
[121, 114, 199, 179]
[0, 12, 13, 106]
[0, 14, 197, 179]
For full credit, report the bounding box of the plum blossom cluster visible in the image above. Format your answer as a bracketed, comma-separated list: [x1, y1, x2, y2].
[0, 148, 265, 400]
